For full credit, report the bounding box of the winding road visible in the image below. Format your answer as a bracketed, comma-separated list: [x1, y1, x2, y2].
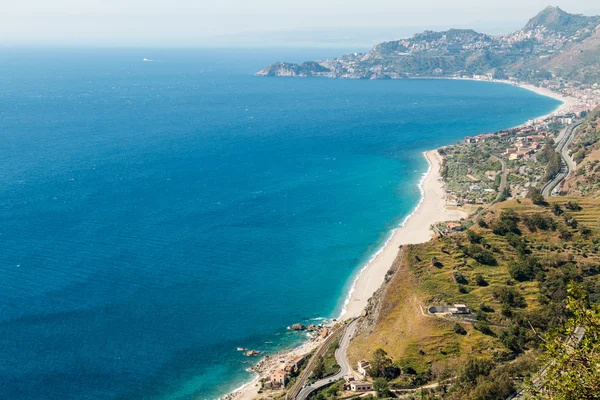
[295, 319, 359, 400]
[541, 122, 581, 197]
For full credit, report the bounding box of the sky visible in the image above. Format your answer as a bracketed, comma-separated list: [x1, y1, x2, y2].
[2, 0, 600, 47]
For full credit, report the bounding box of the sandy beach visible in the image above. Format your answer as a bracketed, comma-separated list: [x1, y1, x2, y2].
[340, 150, 467, 319]
[223, 150, 466, 400]
[445, 77, 578, 123]
[510, 82, 578, 122]
[222, 80, 571, 400]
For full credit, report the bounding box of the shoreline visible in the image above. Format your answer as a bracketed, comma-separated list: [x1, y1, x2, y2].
[221, 333, 326, 400]
[222, 79, 568, 400]
[224, 150, 467, 400]
[338, 157, 432, 318]
[339, 150, 467, 319]
[412, 76, 576, 126]
[447, 77, 575, 123]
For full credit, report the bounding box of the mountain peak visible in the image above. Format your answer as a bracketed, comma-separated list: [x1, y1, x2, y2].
[524, 5, 591, 32]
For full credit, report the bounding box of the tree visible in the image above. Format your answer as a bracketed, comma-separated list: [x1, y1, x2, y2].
[312, 355, 325, 380]
[467, 229, 483, 244]
[531, 192, 547, 206]
[369, 348, 399, 380]
[460, 358, 494, 385]
[508, 256, 541, 282]
[528, 283, 600, 399]
[373, 378, 393, 398]
[493, 286, 527, 308]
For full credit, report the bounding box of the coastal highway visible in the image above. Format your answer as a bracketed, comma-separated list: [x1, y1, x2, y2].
[541, 122, 581, 197]
[295, 319, 359, 400]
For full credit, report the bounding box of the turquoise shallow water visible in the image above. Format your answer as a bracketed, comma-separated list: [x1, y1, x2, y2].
[0, 49, 560, 400]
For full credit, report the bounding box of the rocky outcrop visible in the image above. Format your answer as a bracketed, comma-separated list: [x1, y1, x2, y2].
[256, 62, 331, 77]
[289, 323, 306, 331]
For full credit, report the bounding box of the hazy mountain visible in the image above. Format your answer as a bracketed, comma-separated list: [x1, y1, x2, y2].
[258, 6, 600, 84]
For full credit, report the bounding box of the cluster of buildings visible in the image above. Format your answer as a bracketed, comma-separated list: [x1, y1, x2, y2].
[504, 133, 549, 161]
[261, 355, 307, 390]
[339, 360, 374, 393]
[500, 27, 569, 49]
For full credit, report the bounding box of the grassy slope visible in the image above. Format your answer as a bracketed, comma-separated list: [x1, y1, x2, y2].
[349, 197, 600, 383]
[565, 108, 600, 196]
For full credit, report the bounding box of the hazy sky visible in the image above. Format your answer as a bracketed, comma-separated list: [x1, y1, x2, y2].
[2, 0, 600, 46]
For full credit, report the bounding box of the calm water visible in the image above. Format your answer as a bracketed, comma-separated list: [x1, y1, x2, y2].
[0, 49, 560, 399]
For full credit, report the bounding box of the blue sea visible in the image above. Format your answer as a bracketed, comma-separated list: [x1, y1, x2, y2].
[0, 48, 560, 400]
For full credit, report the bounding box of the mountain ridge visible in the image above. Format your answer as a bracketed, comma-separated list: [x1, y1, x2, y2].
[257, 6, 600, 84]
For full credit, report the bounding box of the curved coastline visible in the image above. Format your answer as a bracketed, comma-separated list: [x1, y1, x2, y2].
[221, 83, 564, 400]
[339, 150, 467, 319]
[338, 151, 432, 318]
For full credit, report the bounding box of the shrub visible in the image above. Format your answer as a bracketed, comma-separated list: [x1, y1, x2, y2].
[580, 225, 593, 238]
[493, 286, 527, 308]
[492, 210, 521, 236]
[462, 244, 497, 265]
[558, 224, 573, 240]
[531, 192, 547, 206]
[565, 201, 581, 211]
[453, 271, 469, 284]
[475, 274, 488, 286]
[474, 321, 494, 336]
[508, 256, 542, 282]
[467, 229, 484, 244]
[564, 215, 578, 228]
[552, 203, 564, 216]
[460, 358, 495, 385]
[505, 232, 528, 254]
[523, 213, 555, 231]
[475, 309, 488, 321]
[373, 378, 393, 398]
[454, 323, 467, 335]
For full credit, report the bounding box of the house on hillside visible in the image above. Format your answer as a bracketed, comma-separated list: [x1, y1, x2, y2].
[283, 355, 306, 374]
[357, 360, 371, 376]
[443, 222, 464, 235]
[350, 381, 373, 392]
[263, 369, 288, 390]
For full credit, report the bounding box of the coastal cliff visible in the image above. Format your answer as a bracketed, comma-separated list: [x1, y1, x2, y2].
[257, 7, 600, 84]
[256, 61, 331, 77]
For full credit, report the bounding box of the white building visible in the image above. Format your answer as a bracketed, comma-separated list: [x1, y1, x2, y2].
[350, 381, 373, 392]
[357, 360, 371, 376]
